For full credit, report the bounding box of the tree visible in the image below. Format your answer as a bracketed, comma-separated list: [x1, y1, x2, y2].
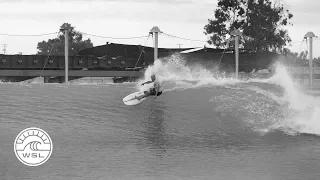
[204, 0, 293, 52]
[280, 48, 309, 66]
[314, 57, 320, 67]
[37, 23, 93, 56]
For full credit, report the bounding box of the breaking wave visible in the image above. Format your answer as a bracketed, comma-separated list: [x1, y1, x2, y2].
[140, 54, 320, 136]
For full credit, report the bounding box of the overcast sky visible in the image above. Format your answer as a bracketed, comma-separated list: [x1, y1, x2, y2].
[0, 0, 319, 57]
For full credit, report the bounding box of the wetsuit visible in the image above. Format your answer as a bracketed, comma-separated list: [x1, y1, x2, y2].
[149, 80, 162, 96]
[149, 89, 162, 96]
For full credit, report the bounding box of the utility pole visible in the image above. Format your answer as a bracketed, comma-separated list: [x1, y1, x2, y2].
[2, 44, 7, 54]
[177, 44, 182, 49]
[230, 29, 243, 80]
[149, 26, 162, 62]
[60, 24, 70, 84]
[304, 32, 316, 87]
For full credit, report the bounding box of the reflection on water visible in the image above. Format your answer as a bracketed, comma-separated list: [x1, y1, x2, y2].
[141, 100, 167, 157]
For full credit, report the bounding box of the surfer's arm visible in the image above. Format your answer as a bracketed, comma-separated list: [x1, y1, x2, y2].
[141, 80, 153, 86]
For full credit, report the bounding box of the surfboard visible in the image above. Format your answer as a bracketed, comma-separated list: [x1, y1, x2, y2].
[180, 47, 204, 54]
[123, 91, 148, 106]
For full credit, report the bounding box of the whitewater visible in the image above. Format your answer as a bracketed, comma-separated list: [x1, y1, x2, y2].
[139, 53, 320, 136]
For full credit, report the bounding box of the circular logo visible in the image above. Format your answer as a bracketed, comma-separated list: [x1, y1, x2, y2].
[14, 127, 52, 166]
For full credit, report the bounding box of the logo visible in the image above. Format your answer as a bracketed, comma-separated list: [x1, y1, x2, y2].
[14, 127, 52, 166]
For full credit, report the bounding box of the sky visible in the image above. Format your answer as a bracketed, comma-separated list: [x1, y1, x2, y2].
[0, 0, 320, 57]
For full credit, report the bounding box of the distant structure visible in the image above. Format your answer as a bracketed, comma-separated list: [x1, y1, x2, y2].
[304, 31, 316, 87]
[2, 44, 7, 54]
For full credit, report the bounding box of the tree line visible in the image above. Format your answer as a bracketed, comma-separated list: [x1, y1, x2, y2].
[283, 50, 320, 67]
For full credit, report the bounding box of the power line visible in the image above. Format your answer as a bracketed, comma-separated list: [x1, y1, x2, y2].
[81, 32, 149, 39]
[252, 39, 304, 45]
[134, 34, 151, 69]
[161, 32, 208, 43]
[0, 32, 59, 37]
[290, 40, 305, 44]
[292, 39, 306, 66]
[40, 32, 62, 77]
[162, 32, 304, 45]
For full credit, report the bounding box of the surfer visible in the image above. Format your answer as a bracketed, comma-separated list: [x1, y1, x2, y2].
[138, 74, 162, 100]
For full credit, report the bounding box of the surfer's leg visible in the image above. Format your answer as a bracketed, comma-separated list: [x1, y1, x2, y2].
[149, 88, 156, 96]
[156, 91, 162, 96]
[137, 91, 150, 100]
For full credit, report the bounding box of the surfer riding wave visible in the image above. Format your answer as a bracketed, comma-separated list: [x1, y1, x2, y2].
[138, 74, 162, 100]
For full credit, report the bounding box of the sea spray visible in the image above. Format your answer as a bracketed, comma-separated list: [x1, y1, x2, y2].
[244, 65, 320, 135]
[136, 53, 240, 91]
[266, 65, 320, 135]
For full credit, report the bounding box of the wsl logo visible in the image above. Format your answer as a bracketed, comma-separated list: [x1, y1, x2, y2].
[14, 127, 52, 166]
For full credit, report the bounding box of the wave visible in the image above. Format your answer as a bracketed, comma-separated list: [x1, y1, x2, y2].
[140, 54, 320, 136]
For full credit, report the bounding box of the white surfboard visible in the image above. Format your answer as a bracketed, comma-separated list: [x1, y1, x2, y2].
[180, 47, 204, 54]
[123, 91, 148, 105]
